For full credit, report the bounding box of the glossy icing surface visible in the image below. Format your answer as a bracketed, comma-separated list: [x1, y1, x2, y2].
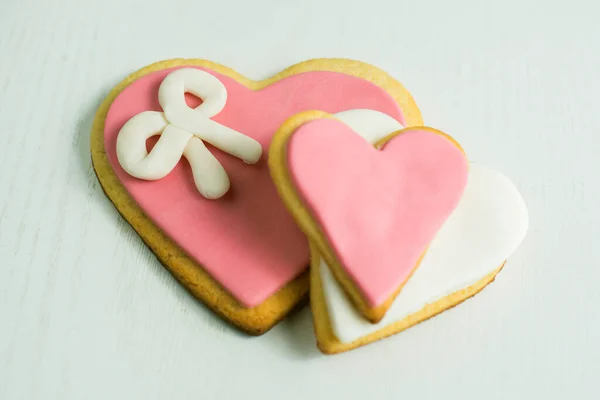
[287, 120, 468, 306]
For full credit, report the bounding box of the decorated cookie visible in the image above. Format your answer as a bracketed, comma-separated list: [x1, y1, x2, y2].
[269, 111, 469, 322]
[90, 58, 423, 334]
[269, 110, 528, 353]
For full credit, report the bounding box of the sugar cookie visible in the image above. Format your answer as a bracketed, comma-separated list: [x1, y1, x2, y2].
[91, 58, 423, 334]
[269, 111, 468, 323]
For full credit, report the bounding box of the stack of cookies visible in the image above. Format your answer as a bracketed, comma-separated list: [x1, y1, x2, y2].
[91, 58, 528, 354]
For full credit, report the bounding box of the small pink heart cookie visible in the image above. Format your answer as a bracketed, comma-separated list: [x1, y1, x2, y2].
[269, 111, 469, 323]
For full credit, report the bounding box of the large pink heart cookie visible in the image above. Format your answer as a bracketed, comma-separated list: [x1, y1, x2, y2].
[269, 112, 468, 323]
[91, 58, 423, 334]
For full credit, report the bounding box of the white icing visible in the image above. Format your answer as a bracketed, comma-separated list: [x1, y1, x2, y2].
[325, 110, 529, 343]
[334, 109, 405, 145]
[116, 68, 262, 199]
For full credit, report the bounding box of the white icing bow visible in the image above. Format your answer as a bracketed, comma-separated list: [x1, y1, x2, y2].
[116, 68, 262, 199]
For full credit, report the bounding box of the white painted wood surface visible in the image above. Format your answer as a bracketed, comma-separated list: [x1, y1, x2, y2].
[1, 0, 598, 398]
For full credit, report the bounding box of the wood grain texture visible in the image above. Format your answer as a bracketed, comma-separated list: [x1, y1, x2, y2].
[1, 0, 599, 399]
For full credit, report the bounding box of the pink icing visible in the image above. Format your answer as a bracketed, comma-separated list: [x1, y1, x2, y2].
[287, 120, 468, 307]
[104, 66, 404, 307]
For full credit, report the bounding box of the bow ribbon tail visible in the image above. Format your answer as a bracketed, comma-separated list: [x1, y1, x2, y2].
[183, 137, 230, 199]
[187, 117, 262, 164]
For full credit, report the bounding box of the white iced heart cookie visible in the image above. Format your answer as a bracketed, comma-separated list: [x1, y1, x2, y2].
[311, 110, 529, 354]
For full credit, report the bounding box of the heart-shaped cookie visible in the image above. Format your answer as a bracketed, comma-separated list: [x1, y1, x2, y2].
[91, 58, 423, 334]
[270, 110, 528, 353]
[269, 111, 469, 322]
